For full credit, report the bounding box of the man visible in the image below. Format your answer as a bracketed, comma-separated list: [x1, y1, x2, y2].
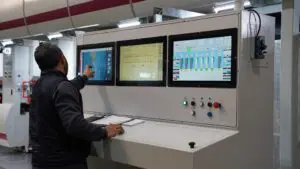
[30, 43, 123, 169]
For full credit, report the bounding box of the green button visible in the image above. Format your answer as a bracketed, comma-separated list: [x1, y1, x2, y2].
[181, 100, 188, 107]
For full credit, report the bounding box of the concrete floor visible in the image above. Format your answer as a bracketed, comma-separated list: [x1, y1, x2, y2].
[0, 147, 32, 169]
[297, 143, 300, 168]
[0, 146, 298, 169]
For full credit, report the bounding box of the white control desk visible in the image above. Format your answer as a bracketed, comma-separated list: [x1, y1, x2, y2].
[91, 120, 238, 169]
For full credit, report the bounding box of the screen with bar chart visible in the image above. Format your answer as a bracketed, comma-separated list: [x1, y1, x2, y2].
[117, 36, 167, 86]
[77, 43, 115, 85]
[173, 36, 232, 81]
[168, 29, 237, 87]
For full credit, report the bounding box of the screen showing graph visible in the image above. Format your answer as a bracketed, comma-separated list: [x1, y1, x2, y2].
[119, 43, 164, 81]
[80, 47, 113, 81]
[172, 36, 232, 81]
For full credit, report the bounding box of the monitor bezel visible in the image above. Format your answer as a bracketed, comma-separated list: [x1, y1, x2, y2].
[76, 42, 115, 86]
[168, 28, 238, 88]
[116, 36, 167, 87]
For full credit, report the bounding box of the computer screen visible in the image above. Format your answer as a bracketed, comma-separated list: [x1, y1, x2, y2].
[169, 29, 237, 88]
[173, 36, 232, 81]
[117, 37, 166, 86]
[77, 43, 115, 85]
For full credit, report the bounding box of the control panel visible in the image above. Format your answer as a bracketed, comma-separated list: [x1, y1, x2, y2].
[84, 87, 237, 128]
[181, 97, 225, 119]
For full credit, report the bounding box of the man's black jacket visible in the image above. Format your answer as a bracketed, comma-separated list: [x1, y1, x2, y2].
[30, 71, 107, 168]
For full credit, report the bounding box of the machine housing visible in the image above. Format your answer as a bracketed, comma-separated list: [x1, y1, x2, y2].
[76, 11, 275, 169]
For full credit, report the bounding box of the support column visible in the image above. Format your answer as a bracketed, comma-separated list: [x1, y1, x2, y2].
[280, 0, 299, 168]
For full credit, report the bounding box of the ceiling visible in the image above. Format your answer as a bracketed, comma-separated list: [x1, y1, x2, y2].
[187, 0, 282, 14]
[12, 0, 283, 43]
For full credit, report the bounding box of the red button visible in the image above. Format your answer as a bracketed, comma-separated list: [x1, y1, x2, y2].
[213, 102, 221, 109]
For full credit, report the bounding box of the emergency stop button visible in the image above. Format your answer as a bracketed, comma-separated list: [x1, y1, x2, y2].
[213, 102, 222, 109]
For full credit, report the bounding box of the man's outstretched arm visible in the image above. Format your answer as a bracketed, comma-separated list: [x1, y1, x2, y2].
[70, 65, 94, 90]
[70, 75, 88, 90]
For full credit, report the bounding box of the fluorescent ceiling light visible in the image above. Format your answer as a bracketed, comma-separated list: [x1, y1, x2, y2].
[118, 19, 141, 28]
[77, 24, 100, 29]
[75, 31, 86, 35]
[214, 1, 251, 13]
[33, 33, 44, 37]
[47, 33, 63, 40]
[178, 12, 206, 19]
[1, 39, 14, 46]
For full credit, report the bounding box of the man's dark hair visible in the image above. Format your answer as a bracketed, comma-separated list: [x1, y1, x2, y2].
[34, 43, 63, 71]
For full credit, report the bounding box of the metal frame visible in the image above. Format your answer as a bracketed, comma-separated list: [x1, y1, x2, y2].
[280, 0, 299, 168]
[168, 28, 238, 88]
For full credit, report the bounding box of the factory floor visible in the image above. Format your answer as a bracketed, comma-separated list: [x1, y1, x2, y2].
[0, 146, 298, 169]
[0, 147, 31, 169]
[297, 143, 300, 168]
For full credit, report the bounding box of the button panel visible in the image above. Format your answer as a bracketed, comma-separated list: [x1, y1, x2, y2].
[181, 97, 224, 119]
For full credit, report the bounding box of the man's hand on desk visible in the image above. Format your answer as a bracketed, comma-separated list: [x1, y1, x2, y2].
[106, 124, 124, 138]
[83, 65, 95, 78]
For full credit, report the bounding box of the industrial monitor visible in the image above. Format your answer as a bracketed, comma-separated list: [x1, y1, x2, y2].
[77, 43, 115, 85]
[116, 36, 167, 86]
[168, 28, 238, 88]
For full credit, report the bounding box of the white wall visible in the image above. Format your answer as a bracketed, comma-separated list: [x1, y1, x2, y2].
[26, 38, 77, 80]
[274, 40, 281, 169]
[13, 46, 31, 103]
[30, 40, 41, 78]
[0, 53, 3, 77]
[56, 38, 77, 80]
[14, 46, 30, 82]
[298, 36, 300, 143]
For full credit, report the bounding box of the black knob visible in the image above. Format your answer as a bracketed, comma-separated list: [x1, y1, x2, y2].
[191, 101, 196, 107]
[200, 102, 205, 108]
[189, 142, 196, 149]
[207, 102, 212, 108]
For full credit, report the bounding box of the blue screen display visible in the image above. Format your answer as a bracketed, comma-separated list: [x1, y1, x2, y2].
[80, 47, 113, 81]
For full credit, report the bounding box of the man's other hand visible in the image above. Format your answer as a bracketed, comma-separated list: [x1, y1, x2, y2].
[106, 124, 123, 138]
[83, 65, 95, 78]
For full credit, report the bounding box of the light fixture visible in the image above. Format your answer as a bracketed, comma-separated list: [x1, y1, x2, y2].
[214, 0, 251, 13]
[1, 39, 14, 46]
[3, 47, 12, 55]
[118, 18, 141, 28]
[32, 33, 44, 37]
[77, 24, 100, 29]
[75, 31, 86, 35]
[47, 32, 63, 40]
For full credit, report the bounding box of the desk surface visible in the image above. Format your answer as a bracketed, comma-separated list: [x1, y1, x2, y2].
[109, 120, 238, 153]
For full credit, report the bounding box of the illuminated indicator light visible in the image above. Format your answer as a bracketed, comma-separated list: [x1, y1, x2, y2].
[181, 100, 188, 107]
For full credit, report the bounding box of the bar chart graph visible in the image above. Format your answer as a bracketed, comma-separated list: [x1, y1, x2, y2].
[172, 36, 232, 81]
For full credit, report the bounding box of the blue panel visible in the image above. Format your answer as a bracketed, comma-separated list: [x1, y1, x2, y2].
[81, 49, 112, 81]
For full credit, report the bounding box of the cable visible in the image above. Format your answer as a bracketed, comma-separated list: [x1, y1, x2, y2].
[66, 0, 76, 29]
[22, 0, 31, 36]
[129, 0, 137, 18]
[248, 9, 261, 37]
